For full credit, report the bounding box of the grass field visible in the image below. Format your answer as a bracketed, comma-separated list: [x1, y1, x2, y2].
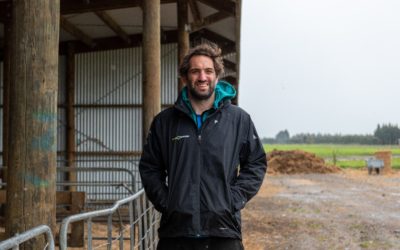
[264, 144, 400, 169]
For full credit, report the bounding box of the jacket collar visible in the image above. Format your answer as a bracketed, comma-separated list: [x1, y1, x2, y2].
[174, 81, 236, 127]
[176, 80, 236, 114]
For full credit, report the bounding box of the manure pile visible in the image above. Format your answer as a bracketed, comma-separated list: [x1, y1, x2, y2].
[267, 149, 341, 174]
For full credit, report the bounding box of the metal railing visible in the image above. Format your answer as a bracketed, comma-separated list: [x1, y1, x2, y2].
[0, 225, 55, 250]
[59, 188, 159, 250]
[57, 166, 138, 204]
[1, 166, 139, 208]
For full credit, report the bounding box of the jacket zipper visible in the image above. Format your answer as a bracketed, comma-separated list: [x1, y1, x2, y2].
[195, 121, 203, 235]
[175, 105, 222, 236]
[193, 111, 221, 236]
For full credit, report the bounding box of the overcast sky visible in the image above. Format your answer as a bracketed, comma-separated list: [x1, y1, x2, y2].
[239, 0, 400, 138]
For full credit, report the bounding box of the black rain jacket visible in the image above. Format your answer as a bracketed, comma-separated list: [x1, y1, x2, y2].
[139, 82, 267, 239]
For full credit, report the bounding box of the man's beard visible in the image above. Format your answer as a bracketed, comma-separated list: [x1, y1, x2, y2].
[188, 82, 216, 101]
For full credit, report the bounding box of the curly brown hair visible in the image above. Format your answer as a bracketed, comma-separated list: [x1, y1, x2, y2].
[179, 42, 224, 79]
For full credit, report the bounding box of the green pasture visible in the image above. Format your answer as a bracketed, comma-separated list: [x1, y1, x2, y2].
[264, 144, 400, 169]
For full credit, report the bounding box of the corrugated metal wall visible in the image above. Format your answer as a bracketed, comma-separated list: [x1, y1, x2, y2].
[73, 44, 177, 153]
[161, 44, 179, 104]
[75, 47, 143, 152]
[62, 44, 178, 200]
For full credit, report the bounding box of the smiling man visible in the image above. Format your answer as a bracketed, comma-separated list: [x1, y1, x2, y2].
[139, 42, 267, 250]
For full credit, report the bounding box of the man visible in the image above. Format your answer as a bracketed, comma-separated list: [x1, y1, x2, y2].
[139, 42, 267, 250]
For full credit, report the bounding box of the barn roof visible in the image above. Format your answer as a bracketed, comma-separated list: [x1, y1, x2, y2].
[0, 0, 241, 81]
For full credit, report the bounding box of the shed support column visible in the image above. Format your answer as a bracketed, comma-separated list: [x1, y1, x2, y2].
[142, 0, 161, 142]
[234, 0, 242, 105]
[2, 18, 12, 172]
[177, 0, 190, 91]
[5, 1, 60, 247]
[66, 43, 76, 191]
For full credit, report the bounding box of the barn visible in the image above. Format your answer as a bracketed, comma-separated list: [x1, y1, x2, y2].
[0, 0, 242, 248]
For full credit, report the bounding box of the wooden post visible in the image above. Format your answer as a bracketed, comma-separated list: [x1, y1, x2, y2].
[225, 76, 238, 105]
[177, 0, 190, 91]
[1, 18, 12, 222]
[2, 3, 12, 173]
[142, 0, 161, 143]
[142, 3, 160, 248]
[66, 43, 77, 191]
[234, 0, 241, 104]
[69, 192, 85, 247]
[5, 1, 60, 248]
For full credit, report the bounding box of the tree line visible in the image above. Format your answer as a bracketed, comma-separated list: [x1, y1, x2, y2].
[262, 124, 400, 145]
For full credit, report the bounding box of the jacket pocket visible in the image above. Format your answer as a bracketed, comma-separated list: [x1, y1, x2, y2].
[228, 186, 241, 230]
[230, 211, 241, 230]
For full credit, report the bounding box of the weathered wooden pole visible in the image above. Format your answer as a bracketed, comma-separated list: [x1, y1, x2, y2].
[6, 1, 60, 249]
[177, 0, 190, 91]
[232, 0, 242, 104]
[142, 0, 161, 142]
[66, 43, 76, 191]
[2, 15, 12, 172]
[66, 43, 84, 247]
[234, 0, 241, 105]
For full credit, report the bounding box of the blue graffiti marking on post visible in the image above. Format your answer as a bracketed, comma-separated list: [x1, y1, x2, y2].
[31, 111, 57, 152]
[31, 128, 57, 152]
[32, 112, 57, 123]
[25, 173, 49, 188]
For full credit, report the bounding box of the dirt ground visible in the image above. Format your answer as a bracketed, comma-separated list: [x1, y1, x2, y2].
[242, 169, 400, 250]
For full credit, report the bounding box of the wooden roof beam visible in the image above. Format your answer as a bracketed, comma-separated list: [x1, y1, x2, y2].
[95, 11, 131, 44]
[59, 29, 178, 54]
[61, 0, 176, 14]
[190, 11, 230, 32]
[60, 16, 95, 48]
[188, 0, 201, 25]
[58, 28, 238, 56]
[191, 28, 236, 55]
[196, 0, 235, 16]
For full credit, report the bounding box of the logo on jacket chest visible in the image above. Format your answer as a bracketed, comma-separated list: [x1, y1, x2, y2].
[171, 135, 190, 142]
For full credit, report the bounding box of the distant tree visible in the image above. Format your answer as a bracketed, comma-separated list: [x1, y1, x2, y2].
[374, 123, 400, 145]
[289, 133, 378, 145]
[261, 137, 276, 144]
[275, 130, 290, 143]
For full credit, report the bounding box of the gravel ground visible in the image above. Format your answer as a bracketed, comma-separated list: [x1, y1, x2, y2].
[242, 169, 400, 250]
